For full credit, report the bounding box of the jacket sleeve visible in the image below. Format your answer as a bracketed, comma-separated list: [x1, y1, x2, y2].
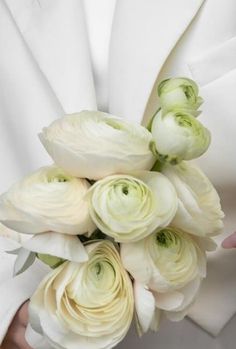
[0, 249, 49, 345]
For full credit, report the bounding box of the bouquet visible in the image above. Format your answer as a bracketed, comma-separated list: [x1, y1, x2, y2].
[0, 77, 224, 349]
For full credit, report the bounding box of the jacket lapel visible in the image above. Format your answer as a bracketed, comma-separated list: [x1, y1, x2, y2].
[0, 0, 63, 189]
[0, 0, 96, 191]
[5, 0, 97, 113]
[109, 0, 206, 124]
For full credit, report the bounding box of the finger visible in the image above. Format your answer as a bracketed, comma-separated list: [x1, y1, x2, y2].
[222, 232, 236, 249]
[1, 339, 18, 349]
[11, 326, 33, 349]
[16, 302, 29, 326]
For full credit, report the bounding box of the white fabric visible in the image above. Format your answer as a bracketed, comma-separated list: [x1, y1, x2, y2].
[5, 0, 97, 114]
[0, 0, 235, 346]
[189, 36, 236, 86]
[83, 0, 116, 111]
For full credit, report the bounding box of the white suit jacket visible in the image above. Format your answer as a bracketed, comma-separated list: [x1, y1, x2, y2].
[0, 0, 236, 347]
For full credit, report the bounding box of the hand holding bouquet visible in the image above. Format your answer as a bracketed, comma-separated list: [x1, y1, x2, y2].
[0, 77, 224, 349]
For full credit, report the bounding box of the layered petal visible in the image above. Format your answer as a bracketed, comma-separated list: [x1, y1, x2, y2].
[157, 77, 203, 116]
[121, 227, 206, 324]
[29, 241, 134, 349]
[39, 111, 156, 179]
[88, 172, 177, 242]
[151, 109, 210, 164]
[162, 162, 224, 236]
[0, 165, 95, 235]
[121, 227, 206, 292]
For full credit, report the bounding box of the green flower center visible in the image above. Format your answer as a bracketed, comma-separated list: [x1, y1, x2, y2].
[122, 186, 129, 195]
[95, 262, 102, 276]
[183, 85, 197, 103]
[47, 172, 71, 183]
[156, 229, 174, 248]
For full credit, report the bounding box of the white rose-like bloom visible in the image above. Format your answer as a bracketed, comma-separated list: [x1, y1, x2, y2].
[39, 111, 156, 180]
[87, 172, 178, 242]
[162, 162, 224, 237]
[0, 165, 95, 235]
[29, 241, 134, 349]
[121, 227, 207, 329]
[151, 109, 211, 164]
[158, 77, 203, 116]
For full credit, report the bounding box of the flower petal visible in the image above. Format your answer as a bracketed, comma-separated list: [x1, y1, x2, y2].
[0, 236, 21, 252]
[162, 162, 224, 237]
[14, 248, 36, 276]
[165, 277, 202, 321]
[22, 232, 88, 263]
[154, 290, 184, 311]
[134, 282, 155, 335]
[150, 308, 162, 332]
[25, 324, 53, 349]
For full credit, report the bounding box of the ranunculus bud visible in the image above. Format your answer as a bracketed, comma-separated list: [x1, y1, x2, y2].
[158, 77, 203, 115]
[151, 109, 211, 164]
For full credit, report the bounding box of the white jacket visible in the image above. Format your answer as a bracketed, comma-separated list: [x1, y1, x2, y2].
[0, 0, 236, 347]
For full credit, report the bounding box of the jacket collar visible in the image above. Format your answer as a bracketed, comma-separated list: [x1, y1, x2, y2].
[4, 0, 97, 113]
[108, 0, 206, 124]
[4, 0, 206, 122]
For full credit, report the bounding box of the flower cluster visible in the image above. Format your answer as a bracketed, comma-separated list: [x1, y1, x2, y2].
[0, 78, 224, 349]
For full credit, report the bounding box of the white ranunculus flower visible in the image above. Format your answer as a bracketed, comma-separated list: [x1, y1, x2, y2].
[157, 77, 203, 116]
[87, 172, 178, 242]
[121, 227, 207, 331]
[29, 241, 134, 349]
[151, 109, 211, 164]
[0, 165, 95, 235]
[121, 227, 206, 292]
[162, 162, 224, 237]
[39, 111, 156, 180]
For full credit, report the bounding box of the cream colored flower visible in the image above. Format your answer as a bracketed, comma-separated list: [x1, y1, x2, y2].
[162, 162, 224, 236]
[151, 109, 211, 164]
[158, 77, 203, 116]
[0, 165, 95, 235]
[29, 241, 134, 349]
[87, 172, 177, 242]
[121, 227, 207, 332]
[39, 111, 156, 180]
